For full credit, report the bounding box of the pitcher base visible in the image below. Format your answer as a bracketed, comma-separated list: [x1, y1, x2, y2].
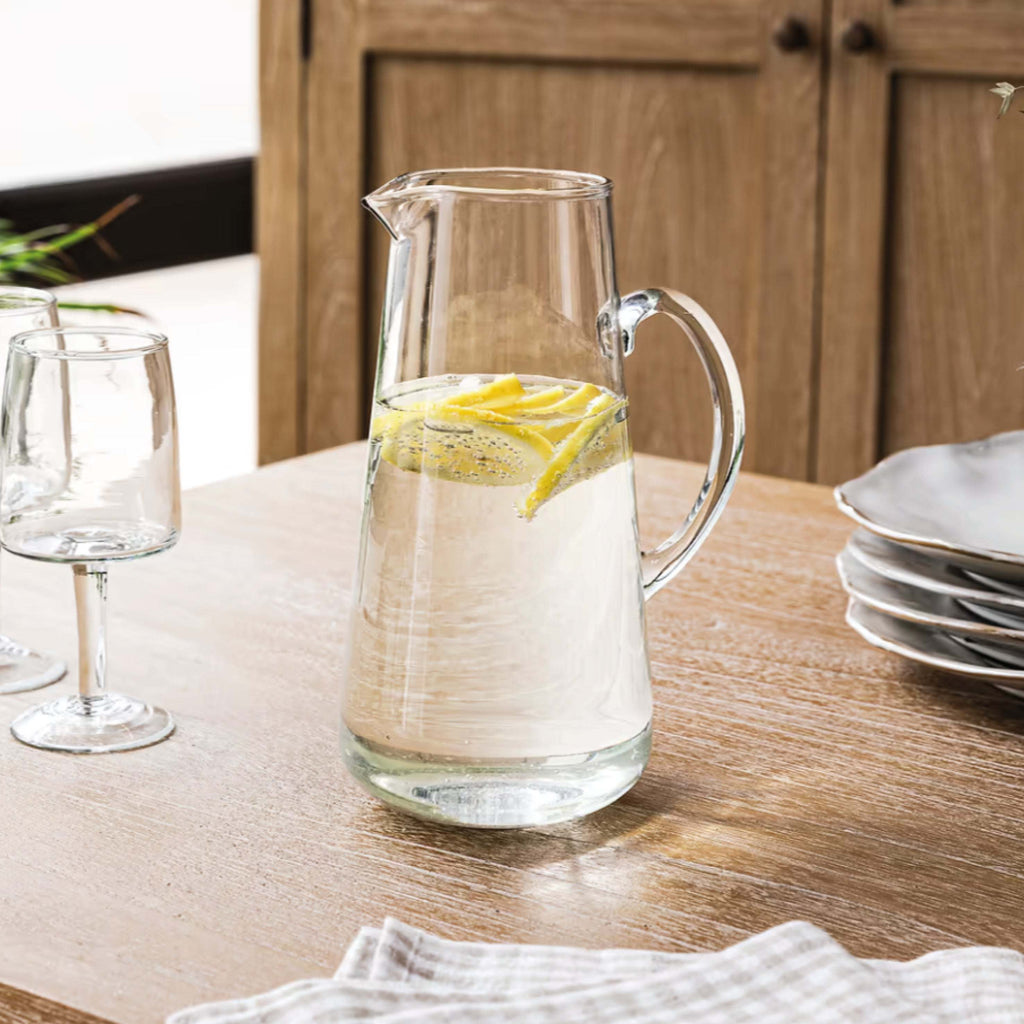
[342, 725, 651, 829]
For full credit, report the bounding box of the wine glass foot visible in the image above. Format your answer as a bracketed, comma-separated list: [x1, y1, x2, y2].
[0, 635, 67, 694]
[11, 694, 174, 753]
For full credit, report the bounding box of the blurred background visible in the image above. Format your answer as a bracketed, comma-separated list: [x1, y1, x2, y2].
[1, 0, 257, 488]
[4, 0, 1023, 489]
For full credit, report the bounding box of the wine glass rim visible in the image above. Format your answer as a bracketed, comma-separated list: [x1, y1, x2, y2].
[0, 286, 57, 316]
[10, 325, 169, 360]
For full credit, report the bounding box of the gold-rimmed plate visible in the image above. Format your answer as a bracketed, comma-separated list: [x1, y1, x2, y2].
[846, 600, 1024, 696]
[836, 431, 1024, 581]
[837, 546, 1024, 641]
[846, 530, 1024, 613]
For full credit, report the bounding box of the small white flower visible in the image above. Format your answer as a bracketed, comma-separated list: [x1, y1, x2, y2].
[991, 82, 1020, 118]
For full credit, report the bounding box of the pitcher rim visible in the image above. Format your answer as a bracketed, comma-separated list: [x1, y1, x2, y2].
[365, 167, 612, 203]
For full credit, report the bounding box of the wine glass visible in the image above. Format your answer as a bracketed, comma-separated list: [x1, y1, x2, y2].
[0, 288, 67, 693]
[1, 326, 181, 752]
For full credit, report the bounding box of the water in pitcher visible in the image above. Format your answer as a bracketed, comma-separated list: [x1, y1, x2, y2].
[342, 373, 652, 825]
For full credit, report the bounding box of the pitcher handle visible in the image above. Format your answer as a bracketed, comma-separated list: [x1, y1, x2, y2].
[618, 289, 745, 600]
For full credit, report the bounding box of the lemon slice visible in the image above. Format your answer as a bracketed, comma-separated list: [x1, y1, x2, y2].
[519, 383, 606, 444]
[534, 382, 601, 414]
[442, 374, 525, 409]
[374, 376, 627, 503]
[483, 385, 567, 414]
[520, 394, 627, 519]
[373, 405, 552, 485]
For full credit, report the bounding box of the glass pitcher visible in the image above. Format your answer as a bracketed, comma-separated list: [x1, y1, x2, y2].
[343, 169, 744, 828]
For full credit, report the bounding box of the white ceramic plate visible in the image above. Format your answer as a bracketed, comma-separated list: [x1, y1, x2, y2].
[962, 569, 1024, 598]
[952, 632, 1024, 670]
[846, 530, 1024, 612]
[837, 548, 1024, 641]
[956, 600, 1024, 631]
[846, 600, 1024, 696]
[836, 431, 1024, 580]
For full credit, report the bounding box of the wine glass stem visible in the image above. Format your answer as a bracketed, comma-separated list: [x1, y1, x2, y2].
[73, 563, 107, 701]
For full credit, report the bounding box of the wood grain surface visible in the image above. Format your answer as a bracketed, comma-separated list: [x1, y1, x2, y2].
[304, 0, 366, 452]
[256, 0, 305, 464]
[883, 75, 1024, 455]
[815, 0, 1024, 483]
[359, 0, 762, 67]
[0, 984, 113, 1024]
[888, 5, 1024, 76]
[757, 0, 824, 480]
[258, 0, 824, 477]
[365, 56, 758, 467]
[815, 0, 889, 485]
[2, 444, 1024, 1022]
[365, 31, 822, 478]
[259, 0, 1024, 486]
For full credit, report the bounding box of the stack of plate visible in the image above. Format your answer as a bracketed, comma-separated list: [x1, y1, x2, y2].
[834, 431, 1024, 697]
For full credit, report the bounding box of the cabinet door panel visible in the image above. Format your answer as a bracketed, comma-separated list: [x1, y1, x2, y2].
[818, 0, 1024, 482]
[259, 0, 826, 478]
[883, 76, 1024, 454]
[367, 57, 763, 466]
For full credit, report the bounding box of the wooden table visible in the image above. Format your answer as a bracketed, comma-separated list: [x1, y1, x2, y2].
[3, 444, 1024, 1023]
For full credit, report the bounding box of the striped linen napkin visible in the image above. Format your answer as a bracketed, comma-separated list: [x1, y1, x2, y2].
[169, 917, 1024, 1023]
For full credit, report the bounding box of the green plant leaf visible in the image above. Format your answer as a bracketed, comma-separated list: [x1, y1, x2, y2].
[0, 195, 145, 317]
[0, 225, 72, 255]
[15, 263, 73, 285]
[0, 195, 139, 273]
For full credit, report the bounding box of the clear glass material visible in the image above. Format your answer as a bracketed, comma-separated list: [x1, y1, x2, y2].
[1, 326, 181, 752]
[0, 289, 67, 693]
[344, 168, 745, 827]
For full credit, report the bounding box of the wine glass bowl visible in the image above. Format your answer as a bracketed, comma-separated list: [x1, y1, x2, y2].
[0, 288, 67, 693]
[1, 326, 181, 753]
[2, 327, 180, 563]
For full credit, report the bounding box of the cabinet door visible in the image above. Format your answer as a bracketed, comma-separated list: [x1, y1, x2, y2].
[817, 0, 1024, 484]
[261, 0, 826, 478]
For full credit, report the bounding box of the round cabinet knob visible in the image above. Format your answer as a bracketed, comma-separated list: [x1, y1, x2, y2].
[773, 16, 811, 52]
[841, 19, 877, 53]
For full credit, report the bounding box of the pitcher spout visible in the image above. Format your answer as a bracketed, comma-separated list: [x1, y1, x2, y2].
[362, 173, 429, 239]
[363, 171, 462, 239]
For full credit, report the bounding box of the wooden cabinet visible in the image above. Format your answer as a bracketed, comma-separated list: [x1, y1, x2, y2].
[818, 0, 1024, 484]
[259, 0, 1024, 484]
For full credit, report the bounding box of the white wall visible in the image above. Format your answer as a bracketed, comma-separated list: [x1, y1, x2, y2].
[0, 0, 258, 189]
[56, 256, 259, 490]
[4, 2, 261, 489]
